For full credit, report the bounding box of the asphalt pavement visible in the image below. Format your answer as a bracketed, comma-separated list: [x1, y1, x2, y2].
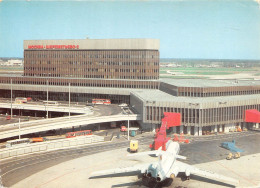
[1, 130, 260, 187]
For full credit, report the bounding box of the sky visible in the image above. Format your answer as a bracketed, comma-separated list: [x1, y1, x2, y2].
[0, 0, 260, 60]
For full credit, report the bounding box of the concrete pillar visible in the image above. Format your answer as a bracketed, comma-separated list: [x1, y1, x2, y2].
[97, 124, 100, 131]
[173, 126, 176, 133]
[256, 123, 259, 129]
[179, 125, 183, 134]
[219, 125, 223, 132]
[152, 124, 156, 132]
[198, 126, 202, 136]
[214, 125, 217, 132]
[187, 126, 191, 135]
[194, 126, 198, 136]
[35, 112, 37, 117]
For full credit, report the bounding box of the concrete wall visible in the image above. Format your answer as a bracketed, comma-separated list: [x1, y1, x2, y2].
[0, 135, 104, 160]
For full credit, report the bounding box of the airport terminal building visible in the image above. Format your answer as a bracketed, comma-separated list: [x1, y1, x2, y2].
[0, 38, 260, 135]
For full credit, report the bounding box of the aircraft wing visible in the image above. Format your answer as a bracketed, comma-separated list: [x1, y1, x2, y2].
[174, 161, 239, 185]
[91, 162, 154, 177]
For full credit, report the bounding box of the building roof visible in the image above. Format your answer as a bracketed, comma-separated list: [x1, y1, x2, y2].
[24, 39, 160, 50]
[132, 89, 260, 107]
[160, 78, 260, 87]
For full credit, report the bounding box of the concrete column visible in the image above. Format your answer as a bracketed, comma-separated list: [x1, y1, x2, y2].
[194, 126, 198, 136]
[219, 125, 223, 132]
[151, 124, 156, 132]
[187, 126, 191, 135]
[214, 125, 217, 132]
[223, 125, 227, 133]
[179, 125, 183, 134]
[198, 126, 202, 136]
[224, 125, 228, 133]
[97, 124, 100, 131]
[256, 123, 259, 129]
[173, 126, 176, 133]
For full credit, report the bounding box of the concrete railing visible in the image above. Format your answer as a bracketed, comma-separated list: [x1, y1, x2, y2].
[0, 135, 104, 160]
[0, 114, 142, 140]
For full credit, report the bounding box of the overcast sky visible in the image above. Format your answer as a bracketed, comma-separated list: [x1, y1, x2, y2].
[0, 0, 260, 59]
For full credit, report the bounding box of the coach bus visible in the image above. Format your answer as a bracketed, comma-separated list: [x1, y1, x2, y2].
[65, 130, 92, 138]
[15, 97, 28, 104]
[92, 99, 111, 105]
[6, 138, 31, 148]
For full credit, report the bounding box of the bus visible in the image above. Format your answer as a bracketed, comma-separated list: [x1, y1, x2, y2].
[15, 97, 27, 104]
[66, 130, 92, 138]
[6, 138, 31, 148]
[92, 99, 111, 105]
[43, 101, 58, 105]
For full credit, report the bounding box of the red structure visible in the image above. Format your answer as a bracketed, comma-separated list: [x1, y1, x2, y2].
[245, 109, 260, 123]
[173, 134, 189, 143]
[66, 130, 92, 138]
[150, 112, 181, 151]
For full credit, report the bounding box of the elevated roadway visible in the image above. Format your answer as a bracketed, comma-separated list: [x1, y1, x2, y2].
[0, 114, 141, 140]
[0, 102, 89, 114]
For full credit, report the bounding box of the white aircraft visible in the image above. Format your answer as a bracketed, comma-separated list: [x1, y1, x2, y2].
[91, 140, 239, 187]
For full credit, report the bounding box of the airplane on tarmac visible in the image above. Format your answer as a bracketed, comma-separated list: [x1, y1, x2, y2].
[90, 140, 239, 187]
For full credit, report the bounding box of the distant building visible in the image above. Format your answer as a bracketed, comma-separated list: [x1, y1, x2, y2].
[0, 59, 23, 66]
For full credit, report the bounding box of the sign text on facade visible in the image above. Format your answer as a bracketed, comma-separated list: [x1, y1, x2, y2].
[28, 45, 79, 49]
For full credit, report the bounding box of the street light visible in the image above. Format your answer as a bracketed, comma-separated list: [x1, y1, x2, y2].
[11, 79, 13, 118]
[18, 117, 21, 139]
[127, 105, 135, 141]
[69, 83, 71, 118]
[46, 80, 49, 119]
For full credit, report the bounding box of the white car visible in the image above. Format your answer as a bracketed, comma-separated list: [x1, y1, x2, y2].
[118, 103, 128, 107]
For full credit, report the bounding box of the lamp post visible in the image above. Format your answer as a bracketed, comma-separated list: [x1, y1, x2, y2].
[19, 118, 21, 139]
[46, 80, 48, 119]
[127, 105, 135, 141]
[11, 79, 13, 118]
[69, 83, 70, 118]
[127, 115, 130, 141]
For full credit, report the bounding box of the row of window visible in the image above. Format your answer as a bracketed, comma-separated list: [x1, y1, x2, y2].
[179, 90, 260, 97]
[27, 61, 159, 66]
[2, 79, 159, 89]
[145, 105, 260, 124]
[23, 73, 159, 80]
[24, 67, 158, 73]
[25, 51, 159, 59]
